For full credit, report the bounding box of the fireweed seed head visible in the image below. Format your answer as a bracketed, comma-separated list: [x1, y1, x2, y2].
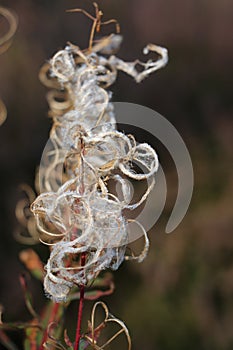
[31, 31, 168, 301]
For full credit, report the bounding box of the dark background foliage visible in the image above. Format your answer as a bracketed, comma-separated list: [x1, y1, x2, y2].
[0, 1, 232, 349]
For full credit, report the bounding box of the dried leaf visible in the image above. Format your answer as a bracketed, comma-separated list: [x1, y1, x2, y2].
[19, 274, 39, 319]
[64, 329, 73, 347]
[19, 249, 44, 281]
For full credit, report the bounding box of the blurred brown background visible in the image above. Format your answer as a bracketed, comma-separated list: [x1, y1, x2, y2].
[0, 1, 233, 349]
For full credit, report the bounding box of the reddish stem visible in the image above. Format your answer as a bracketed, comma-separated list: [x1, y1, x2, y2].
[39, 302, 60, 350]
[74, 252, 86, 350]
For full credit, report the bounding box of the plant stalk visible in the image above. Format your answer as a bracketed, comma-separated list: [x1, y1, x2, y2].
[74, 252, 86, 350]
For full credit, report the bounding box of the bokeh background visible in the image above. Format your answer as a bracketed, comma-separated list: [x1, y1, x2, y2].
[0, 0, 232, 349]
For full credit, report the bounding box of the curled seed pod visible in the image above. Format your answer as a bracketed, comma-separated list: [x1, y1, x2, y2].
[39, 62, 61, 89]
[109, 43, 168, 83]
[0, 7, 17, 126]
[0, 99, 7, 126]
[46, 90, 73, 117]
[15, 185, 40, 244]
[86, 301, 131, 350]
[119, 142, 159, 180]
[0, 6, 18, 54]
[50, 48, 76, 83]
